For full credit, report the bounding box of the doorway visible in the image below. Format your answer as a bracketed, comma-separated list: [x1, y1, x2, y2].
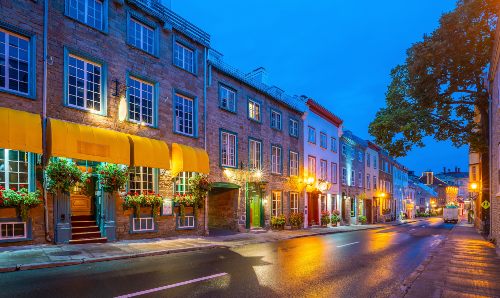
[247, 183, 262, 228]
[307, 192, 319, 226]
[366, 199, 373, 223]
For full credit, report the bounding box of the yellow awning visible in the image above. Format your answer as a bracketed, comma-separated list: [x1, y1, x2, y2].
[48, 119, 130, 165]
[128, 135, 170, 169]
[0, 107, 42, 154]
[171, 143, 210, 176]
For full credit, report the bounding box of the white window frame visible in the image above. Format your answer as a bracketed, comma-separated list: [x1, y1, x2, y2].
[219, 84, 236, 112]
[0, 29, 31, 95]
[0, 221, 27, 240]
[67, 0, 104, 30]
[128, 76, 154, 126]
[248, 99, 261, 121]
[308, 156, 316, 178]
[67, 54, 102, 112]
[331, 162, 338, 184]
[290, 192, 299, 213]
[271, 110, 282, 130]
[289, 151, 299, 176]
[367, 174, 371, 189]
[342, 167, 347, 185]
[271, 145, 282, 174]
[128, 17, 155, 54]
[174, 172, 194, 195]
[308, 126, 316, 143]
[331, 137, 337, 152]
[221, 131, 237, 168]
[272, 191, 282, 217]
[128, 166, 155, 194]
[0, 149, 31, 190]
[174, 92, 195, 136]
[350, 170, 355, 186]
[289, 118, 299, 137]
[249, 139, 262, 170]
[320, 159, 328, 181]
[178, 215, 195, 228]
[132, 217, 154, 232]
[320, 133, 327, 149]
[174, 42, 195, 73]
[358, 172, 362, 187]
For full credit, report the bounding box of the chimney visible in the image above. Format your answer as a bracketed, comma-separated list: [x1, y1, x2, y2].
[245, 67, 269, 85]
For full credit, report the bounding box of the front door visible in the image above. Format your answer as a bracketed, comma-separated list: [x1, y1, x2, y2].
[249, 187, 261, 228]
[70, 194, 92, 216]
[366, 199, 373, 223]
[308, 193, 319, 226]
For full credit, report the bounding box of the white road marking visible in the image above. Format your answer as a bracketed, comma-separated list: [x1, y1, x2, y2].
[336, 241, 360, 248]
[115, 273, 228, 298]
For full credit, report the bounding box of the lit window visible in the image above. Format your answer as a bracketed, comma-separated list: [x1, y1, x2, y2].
[0, 149, 30, 190]
[128, 18, 154, 54]
[221, 131, 237, 168]
[271, 146, 282, 174]
[289, 119, 299, 137]
[308, 156, 316, 178]
[308, 127, 316, 143]
[174, 42, 194, 73]
[128, 76, 154, 125]
[271, 110, 282, 130]
[67, 0, 104, 30]
[128, 167, 154, 193]
[248, 99, 261, 121]
[67, 55, 102, 112]
[0, 29, 30, 95]
[249, 139, 262, 170]
[272, 191, 282, 217]
[174, 172, 194, 195]
[290, 192, 299, 213]
[219, 84, 236, 112]
[331, 162, 338, 184]
[174, 93, 195, 136]
[289, 151, 299, 176]
[320, 159, 328, 180]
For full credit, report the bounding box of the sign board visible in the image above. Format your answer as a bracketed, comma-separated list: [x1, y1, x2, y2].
[481, 200, 490, 210]
[161, 198, 173, 216]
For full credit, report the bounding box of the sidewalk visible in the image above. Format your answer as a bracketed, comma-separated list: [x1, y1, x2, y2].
[0, 223, 394, 273]
[403, 221, 500, 298]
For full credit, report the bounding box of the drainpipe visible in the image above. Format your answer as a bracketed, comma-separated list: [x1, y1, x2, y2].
[203, 46, 208, 236]
[42, 0, 52, 243]
[488, 88, 492, 239]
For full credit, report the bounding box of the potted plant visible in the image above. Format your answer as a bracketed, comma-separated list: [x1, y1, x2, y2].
[358, 215, 368, 225]
[142, 191, 163, 220]
[331, 210, 341, 227]
[289, 212, 304, 229]
[122, 192, 144, 218]
[320, 210, 331, 227]
[45, 158, 85, 194]
[188, 174, 212, 220]
[270, 214, 286, 230]
[122, 191, 163, 219]
[173, 193, 195, 222]
[1, 187, 42, 221]
[96, 163, 128, 193]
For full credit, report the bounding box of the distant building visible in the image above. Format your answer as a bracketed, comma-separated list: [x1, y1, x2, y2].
[419, 171, 458, 211]
[393, 162, 409, 220]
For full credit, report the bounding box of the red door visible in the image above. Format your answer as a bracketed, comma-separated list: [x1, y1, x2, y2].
[308, 193, 319, 225]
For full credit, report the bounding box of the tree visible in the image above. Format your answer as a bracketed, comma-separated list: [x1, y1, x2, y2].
[369, 0, 497, 157]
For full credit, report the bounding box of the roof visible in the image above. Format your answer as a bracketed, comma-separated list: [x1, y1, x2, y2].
[342, 130, 367, 148]
[436, 172, 469, 179]
[208, 51, 306, 113]
[306, 99, 343, 127]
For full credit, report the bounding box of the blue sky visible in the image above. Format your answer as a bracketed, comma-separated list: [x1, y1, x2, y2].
[172, 0, 468, 175]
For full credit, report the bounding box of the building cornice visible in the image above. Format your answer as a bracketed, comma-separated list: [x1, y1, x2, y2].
[306, 99, 343, 127]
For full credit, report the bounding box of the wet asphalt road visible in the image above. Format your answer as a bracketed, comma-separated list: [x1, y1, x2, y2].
[0, 218, 454, 298]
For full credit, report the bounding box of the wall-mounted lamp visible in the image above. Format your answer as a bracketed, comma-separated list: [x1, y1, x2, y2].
[118, 96, 127, 122]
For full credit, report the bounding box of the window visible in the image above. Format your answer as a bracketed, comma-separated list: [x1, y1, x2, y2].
[320, 133, 327, 149]
[272, 191, 282, 217]
[308, 156, 316, 178]
[358, 172, 362, 187]
[366, 153, 370, 167]
[308, 127, 316, 143]
[367, 174, 371, 189]
[290, 192, 299, 213]
[271, 145, 282, 174]
[350, 170, 355, 186]
[0, 28, 33, 96]
[350, 198, 355, 217]
[128, 76, 154, 125]
[174, 92, 195, 136]
[289, 118, 299, 137]
[425, 172, 434, 185]
[128, 17, 155, 54]
[66, 54, 103, 112]
[373, 176, 377, 190]
[270, 109, 282, 130]
[221, 131, 237, 168]
[249, 139, 262, 170]
[0, 222, 27, 240]
[174, 41, 195, 73]
[358, 151, 363, 162]
[248, 99, 261, 122]
[471, 166, 477, 181]
[178, 215, 195, 229]
[289, 151, 299, 176]
[331, 162, 338, 184]
[67, 0, 104, 31]
[373, 156, 377, 169]
[174, 172, 194, 195]
[331, 137, 337, 152]
[132, 217, 154, 232]
[342, 167, 347, 185]
[129, 167, 155, 193]
[219, 84, 236, 112]
[342, 144, 347, 155]
[320, 159, 328, 180]
[0, 149, 31, 190]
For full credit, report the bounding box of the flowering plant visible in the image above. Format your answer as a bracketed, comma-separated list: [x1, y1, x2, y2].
[173, 193, 196, 220]
[321, 210, 331, 226]
[358, 215, 367, 224]
[96, 163, 129, 193]
[289, 212, 304, 229]
[188, 174, 212, 209]
[331, 210, 341, 224]
[122, 191, 163, 219]
[271, 214, 286, 229]
[0, 187, 42, 221]
[45, 158, 84, 193]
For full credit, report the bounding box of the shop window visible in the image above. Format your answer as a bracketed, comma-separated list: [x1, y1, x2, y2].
[132, 217, 154, 232]
[177, 215, 195, 229]
[128, 167, 155, 193]
[174, 172, 194, 195]
[0, 149, 31, 190]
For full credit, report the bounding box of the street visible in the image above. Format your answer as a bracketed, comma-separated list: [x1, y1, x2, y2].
[0, 218, 454, 298]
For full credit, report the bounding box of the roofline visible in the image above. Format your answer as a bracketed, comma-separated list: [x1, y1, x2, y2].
[306, 99, 343, 127]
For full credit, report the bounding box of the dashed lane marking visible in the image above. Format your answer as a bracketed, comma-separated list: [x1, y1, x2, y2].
[336, 242, 360, 248]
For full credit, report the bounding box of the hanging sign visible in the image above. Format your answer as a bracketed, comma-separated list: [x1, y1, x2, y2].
[162, 198, 173, 216]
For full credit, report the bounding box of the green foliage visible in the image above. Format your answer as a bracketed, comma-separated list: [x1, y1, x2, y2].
[271, 214, 286, 229]
[0, 187, 42, 221]
[369, 0, 498, 156]
[358, 215, 367, 224]
[96, 163, 129, 193]
[331, 210, 341, 224]
[289, 212, 304, 229]
[122, 192, 163, 219]
[321, 210, 331, 226]
[45, 158, 84, 193]
[188, 174, 211, 209]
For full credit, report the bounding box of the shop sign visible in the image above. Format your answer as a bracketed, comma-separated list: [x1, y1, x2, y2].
[162, 198, 173, 216]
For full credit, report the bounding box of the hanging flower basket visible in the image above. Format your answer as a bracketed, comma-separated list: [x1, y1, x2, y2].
[122, 191, 162, 219]
[45, 158, 85, 194]
[0, 186, 42, 221]
[96, 163, 129, 193]
[172, 193, 195, 221]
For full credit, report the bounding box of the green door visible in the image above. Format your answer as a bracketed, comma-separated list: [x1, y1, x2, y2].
[250, 191, 261, 228]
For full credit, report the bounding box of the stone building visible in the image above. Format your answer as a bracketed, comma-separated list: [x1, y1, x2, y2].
[205, 50, 305, 231]
[0, 0, 211, 245]
[393, 161, 409, 220]
[378, 150, 394, 221]
[365, 141, 380, 223]
[302, 98, 342, 227]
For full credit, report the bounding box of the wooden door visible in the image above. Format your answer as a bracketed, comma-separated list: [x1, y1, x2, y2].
[250, 193, 261, 228]
[70, 194, 92, 216]
[308, 193, 319, 225]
